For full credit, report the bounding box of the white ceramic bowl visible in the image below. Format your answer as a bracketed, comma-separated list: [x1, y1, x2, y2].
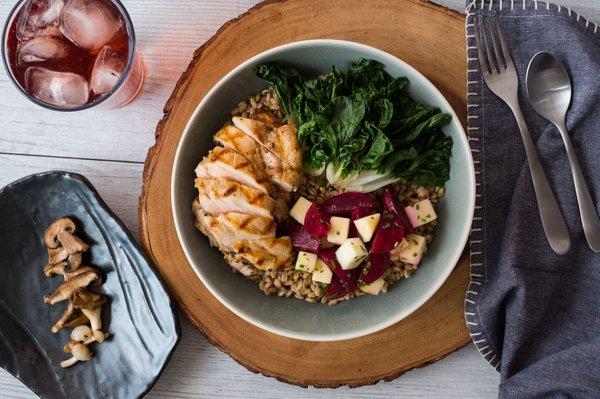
[172, 39, 475, 341]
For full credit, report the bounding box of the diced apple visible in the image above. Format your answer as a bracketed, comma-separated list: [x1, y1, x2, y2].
[290, 197, 313, 225]
[295, 251, 318, 273]
[335, 238, 368, 270]
[396, 234, 426, 265]
[359, 277, 386, 295]
[390, 238, 409, 255]
[353, 213, 380, 242]
[312, 258, 333, 284]
[327, 216, 350, 245]
[404, 199, 437, 228]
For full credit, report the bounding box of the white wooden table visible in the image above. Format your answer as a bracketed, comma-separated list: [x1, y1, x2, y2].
[1, 1, 598, 397]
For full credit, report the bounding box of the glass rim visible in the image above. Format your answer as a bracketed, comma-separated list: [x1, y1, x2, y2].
[1, 0, 137, 112]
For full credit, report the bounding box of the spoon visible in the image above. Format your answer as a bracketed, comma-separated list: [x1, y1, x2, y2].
[526, 52, 600, 252]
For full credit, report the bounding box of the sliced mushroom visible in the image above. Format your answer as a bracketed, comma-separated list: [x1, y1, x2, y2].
[71, 289, 107, 332]
[62, 266, 101, 281]
[47, 246, 70, 265]
[71, 325, 93, 342]
[60, 343, 92, 368]
[43, 270, 101, 305]
[46, 239, 87, 265]
[52, 302, 75, 333]
[44, 261, 68, 278]
[70, 289, 106, 309]
[44, 218, 76, 249]
[82, 308, 102, 332]
[44, 218, 89, 254]
[51, 304, 89, 333]
[43, 253, 83, 278]
[67, 325, 109, 346]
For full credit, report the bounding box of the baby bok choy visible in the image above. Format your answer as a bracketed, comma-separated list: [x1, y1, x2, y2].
[254, 59, 453, 192]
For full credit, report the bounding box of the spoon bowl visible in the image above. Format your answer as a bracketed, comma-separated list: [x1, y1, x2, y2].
[526, 52, 572, 124]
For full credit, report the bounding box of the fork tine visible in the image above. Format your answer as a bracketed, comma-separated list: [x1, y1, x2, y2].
[480, 19, 499, 74]
[486, 19, 505, 70]
[474, 21, 491, 75]
[493, 18, 514, 68]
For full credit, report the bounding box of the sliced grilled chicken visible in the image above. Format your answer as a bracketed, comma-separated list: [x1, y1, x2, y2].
[254, 111, 283, 127]
[195, 146, 269, 194]
[231, 237, 292, 271]
[232, 117, 302, 192]
[192, 201, 275, 250]
[195, 177, 275, 218]
[232, 117, 273, 153]
[261, 149, 301, 192]
[214, 125, 258, 158]
[214, 125, 269, 179]
[275, 124, 302, 170]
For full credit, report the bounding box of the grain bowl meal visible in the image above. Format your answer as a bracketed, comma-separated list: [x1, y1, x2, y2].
[192, 59, 452, 305]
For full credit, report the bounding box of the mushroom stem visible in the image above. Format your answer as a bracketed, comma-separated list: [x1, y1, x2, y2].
[81, 307, 102, 331]
[51, 303, 74, 333]
[84, 331, 109, 345]
[60, 343, 92, 368]
[60, 357, 78, 368]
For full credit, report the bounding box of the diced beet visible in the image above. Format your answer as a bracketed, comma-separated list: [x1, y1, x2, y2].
[331, 261, 357, 286]
[322, 192, 376, 215]
[319, 237, 337, 249]
[381, 187, 414, 233]
[335, 284, 352, 299]
[290, 225, 321, 253]
[348, 223, 359, 239]
[349, 206, 375, 238]
[304, 203, 330, 238]
[351, 206, 373, 220]
[336, 269, 362, 298]
[326, 275, 343, 299]
[320, 248, 361, 296]
[278, 222, 297, 236]
[370, 211, 405, 253]
[319, 248, 337, 265]
[362, 253, 390, 284]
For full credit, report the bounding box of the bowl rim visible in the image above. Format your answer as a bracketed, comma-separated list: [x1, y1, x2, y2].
[171, 39, 475, 342]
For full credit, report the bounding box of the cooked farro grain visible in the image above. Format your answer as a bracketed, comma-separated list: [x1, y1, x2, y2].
[196, 87, 445, 305]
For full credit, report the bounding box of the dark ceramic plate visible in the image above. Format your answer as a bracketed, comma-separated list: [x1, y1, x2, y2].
[0, 171, 180, 399]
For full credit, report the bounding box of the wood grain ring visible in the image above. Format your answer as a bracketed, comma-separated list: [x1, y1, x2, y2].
[139, 0, 470, 388]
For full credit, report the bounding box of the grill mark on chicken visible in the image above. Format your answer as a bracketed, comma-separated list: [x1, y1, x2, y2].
[231, 237, 292, 271]
[222, 186, 236, 196]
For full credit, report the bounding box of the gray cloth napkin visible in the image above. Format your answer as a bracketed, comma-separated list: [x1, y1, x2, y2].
[464, 1, 600, 398]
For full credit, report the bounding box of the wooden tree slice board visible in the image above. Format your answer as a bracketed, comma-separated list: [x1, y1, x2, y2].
[139, 0, 469, 388]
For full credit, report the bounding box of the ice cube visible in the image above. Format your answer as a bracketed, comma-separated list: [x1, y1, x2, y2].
[59, 0, 123, 51]
[90, 45, 126, 94]
[24, 67, 89, 108]
[16, 0, 65, 41]
[17, 36, 69, 64]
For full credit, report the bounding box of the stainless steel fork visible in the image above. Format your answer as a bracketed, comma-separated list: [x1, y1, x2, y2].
[474, 18, 571, 255]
